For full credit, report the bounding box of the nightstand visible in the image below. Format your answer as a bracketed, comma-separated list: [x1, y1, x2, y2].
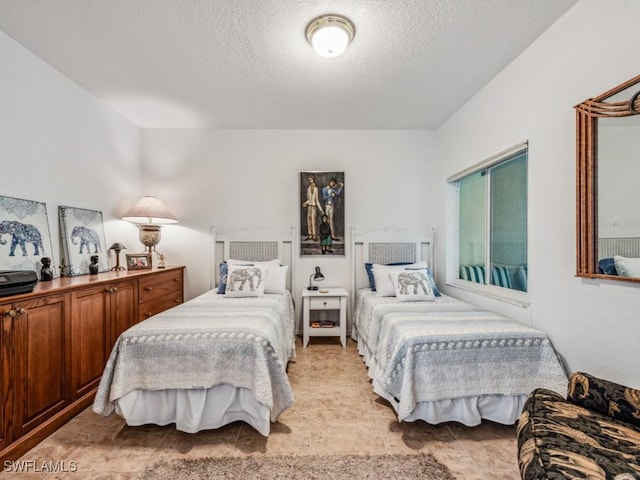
[302, 288, 348, 348]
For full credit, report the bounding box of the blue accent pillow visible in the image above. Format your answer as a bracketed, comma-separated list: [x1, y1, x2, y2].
[598, 257, 618, 275]
[424, 267, 441, 297]
[217, 262, 228, 293]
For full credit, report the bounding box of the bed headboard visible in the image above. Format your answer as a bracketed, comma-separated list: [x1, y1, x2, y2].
[350, 226, 435, 294]
[598, 237, 640, 260]
[211, 226, 295, 291]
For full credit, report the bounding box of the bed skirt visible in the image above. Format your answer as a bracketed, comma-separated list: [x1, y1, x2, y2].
[372, 378, 527, 426]
[114, 384, 272, 436]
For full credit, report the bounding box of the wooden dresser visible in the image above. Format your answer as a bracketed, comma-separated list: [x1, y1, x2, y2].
[0, 265, 184, 462]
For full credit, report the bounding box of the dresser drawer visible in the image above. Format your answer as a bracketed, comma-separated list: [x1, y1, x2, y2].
[309, 296, 341, 310]
[139, 295, 183, 321]
[138, 269, 183, 304]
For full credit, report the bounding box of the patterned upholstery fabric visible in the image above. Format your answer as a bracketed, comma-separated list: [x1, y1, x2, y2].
[460, 265, 486, 284]
[567, 372, 640, 429]
[460, 264, 513, 289]
[518, 373, 640, 480]
[491, 265, 512, 289]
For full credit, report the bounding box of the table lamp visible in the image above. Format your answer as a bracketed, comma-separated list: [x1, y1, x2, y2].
[121, 196, 178, 254]
[308, 266, 324, 290]
[109, 243, 127, 271]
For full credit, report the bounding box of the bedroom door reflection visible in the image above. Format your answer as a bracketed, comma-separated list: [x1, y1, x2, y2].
[300, 171, 345, 256]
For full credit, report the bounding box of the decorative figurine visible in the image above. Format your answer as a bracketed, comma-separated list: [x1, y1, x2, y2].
[40, 257, 53, 281]
[89, 255, 99, 275]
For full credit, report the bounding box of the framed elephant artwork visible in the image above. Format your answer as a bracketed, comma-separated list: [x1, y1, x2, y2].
[300, 171, 345, 256]
[0, 195, 57, 279]
[59, 205, 109, 276]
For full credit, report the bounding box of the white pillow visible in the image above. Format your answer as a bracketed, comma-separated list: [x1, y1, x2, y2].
[390, 269, 436, 302]
[224, 265, 266, 297]
[264, 265, 288, 294]
[372, 262, 428, 297]
[613, 255, 640, 277]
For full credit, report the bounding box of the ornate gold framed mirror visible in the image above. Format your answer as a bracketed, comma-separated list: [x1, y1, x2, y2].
[576, 73, 640, 282]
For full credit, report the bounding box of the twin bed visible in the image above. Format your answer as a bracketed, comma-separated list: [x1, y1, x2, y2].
[93, 227, 296, 436]
[350, 227, 567, 426]
[93, 226, 567, 435]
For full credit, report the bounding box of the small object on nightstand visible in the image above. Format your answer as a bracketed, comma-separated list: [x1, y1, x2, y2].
[319, 289, 328, 293]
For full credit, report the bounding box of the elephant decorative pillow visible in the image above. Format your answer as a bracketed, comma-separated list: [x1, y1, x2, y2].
[372, 261, 428, 296]
[224, 265, 266, 297]
[390, 268, 436, 302]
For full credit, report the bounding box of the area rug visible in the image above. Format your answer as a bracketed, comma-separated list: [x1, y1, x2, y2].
[141, 452, 456, 479]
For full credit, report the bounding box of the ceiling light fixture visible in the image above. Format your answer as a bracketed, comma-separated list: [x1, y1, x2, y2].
[306, 14, 355, 58]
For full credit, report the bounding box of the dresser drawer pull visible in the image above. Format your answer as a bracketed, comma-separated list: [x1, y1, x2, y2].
[174, 299, 182, 304]
[144, 312, 153, 318]
[145, 286, 153, 291]
[174, 278, 181, 282]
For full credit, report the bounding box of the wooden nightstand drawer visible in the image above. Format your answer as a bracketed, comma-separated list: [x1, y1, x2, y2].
[138, 269, 183, 303]
[309, 296, 341, 310]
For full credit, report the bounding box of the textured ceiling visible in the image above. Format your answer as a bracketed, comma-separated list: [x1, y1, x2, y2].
[0, 0, 578, 129]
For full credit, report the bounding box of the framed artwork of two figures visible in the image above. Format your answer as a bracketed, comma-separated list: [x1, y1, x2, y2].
[300, 171, 344, 256]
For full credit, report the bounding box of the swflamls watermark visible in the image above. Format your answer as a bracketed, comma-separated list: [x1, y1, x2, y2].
[3, 460, 78, 473]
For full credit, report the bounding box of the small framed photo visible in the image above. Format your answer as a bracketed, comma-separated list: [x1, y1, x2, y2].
[126, 253, 152, 271]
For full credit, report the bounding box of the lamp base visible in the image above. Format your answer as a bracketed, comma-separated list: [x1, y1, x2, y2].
[109, 250, 125, 271]
[138, 224, 162, 254]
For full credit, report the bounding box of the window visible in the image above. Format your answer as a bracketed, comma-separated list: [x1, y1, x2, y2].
[449, 143, 528, 293]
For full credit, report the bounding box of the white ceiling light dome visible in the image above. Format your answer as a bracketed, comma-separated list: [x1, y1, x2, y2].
[306, 14, 355, 58]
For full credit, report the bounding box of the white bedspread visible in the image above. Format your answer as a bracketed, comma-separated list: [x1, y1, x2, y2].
[353, 290, 567, 422]
[93, 290, 296, 425]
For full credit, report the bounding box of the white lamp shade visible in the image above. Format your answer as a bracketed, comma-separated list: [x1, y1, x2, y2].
[306, 15, 355, 58]
[121, 196, 178, 224]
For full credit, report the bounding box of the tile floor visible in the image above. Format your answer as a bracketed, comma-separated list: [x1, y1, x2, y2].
[5, 337, 520, 479]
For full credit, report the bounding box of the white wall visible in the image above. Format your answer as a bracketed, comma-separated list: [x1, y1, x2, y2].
[436, 0, 640, 387]
[0, 31, 142, 266]
[141, 129, 437, 309]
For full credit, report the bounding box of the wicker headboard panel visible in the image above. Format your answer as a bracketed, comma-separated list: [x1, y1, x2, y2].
[350, 227, 434, 294]
[598, 237, 640, 260]
[228, 241, 280, 262]
[211, 226, 294, 291]
[367, 242, 417, 265]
